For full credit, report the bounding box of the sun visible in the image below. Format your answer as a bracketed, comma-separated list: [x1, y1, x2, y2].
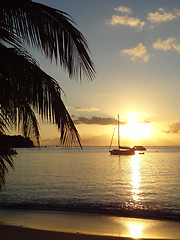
[121, 112, 152, 140]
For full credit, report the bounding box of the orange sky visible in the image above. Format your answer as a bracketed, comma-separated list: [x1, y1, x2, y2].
[12, 0, 180, 146]
[38, 113, 180, 146]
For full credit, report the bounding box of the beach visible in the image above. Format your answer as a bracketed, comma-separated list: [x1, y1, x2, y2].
[0, 224, 140, 240]
[0, 208, 180, 239]
[0, 224, 154, 240]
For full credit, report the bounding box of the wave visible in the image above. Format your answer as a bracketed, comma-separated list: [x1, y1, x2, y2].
[1, 201, 180, 222]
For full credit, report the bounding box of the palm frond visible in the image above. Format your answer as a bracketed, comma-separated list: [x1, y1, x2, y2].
[0, 22, 21, 48]
[0, 107, 11, 133]
[0, 44, 81, 147]
[0, 132, 14, 190]
[1, 0, 96, 80]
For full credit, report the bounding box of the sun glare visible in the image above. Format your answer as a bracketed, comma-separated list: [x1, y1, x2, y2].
[129, 223, 143, 238]
[121, 112, 152, 140]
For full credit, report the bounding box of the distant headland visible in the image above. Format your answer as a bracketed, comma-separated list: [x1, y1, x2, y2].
[4, 135, 34, 148]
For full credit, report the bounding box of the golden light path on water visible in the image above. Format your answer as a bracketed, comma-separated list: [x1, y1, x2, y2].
[130, 153, 142, 202]
[110, 151, 180, 239]
[128, 153, 143, 238]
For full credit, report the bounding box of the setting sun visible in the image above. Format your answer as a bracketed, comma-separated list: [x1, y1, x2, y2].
[1, 1, 180, 240]
[121, 112, 152, 140]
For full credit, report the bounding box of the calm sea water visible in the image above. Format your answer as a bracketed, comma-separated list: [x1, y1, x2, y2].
[0, 146, 180, 221]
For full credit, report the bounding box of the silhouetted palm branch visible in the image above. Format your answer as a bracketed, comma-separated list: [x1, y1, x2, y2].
[0, 0, 95, 188]
[0, 45, 82, 147]
[0, 132, 14, 190]
[1, 0, 95, 80]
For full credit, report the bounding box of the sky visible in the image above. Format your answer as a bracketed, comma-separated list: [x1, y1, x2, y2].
[31, 0, 180, 146]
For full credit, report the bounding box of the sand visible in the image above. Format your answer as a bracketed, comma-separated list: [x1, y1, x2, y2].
[0, 224, 164, 240]
[0, 209, 180, 239]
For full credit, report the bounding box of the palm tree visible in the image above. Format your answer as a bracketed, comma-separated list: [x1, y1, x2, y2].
[0, 0, 95, 189]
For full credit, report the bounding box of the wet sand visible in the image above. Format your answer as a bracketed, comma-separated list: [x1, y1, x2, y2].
[0, 224, 167, 240]
[0, 209, 180, 239]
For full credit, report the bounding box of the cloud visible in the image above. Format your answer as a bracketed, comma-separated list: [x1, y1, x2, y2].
[108, 7, 180, 30]
[114, 6, 132, 14]
[147, 8, 180, 24]
[121, 43, 150, 62]
[174, 8, 180, 16]
[147, 10, 176, 23]
[153, 37, 180, 53]
[141, 120, 152, 124]
[76, 107, 100, 112]
[73, 116, 127, 125]
[153, 37, 175, 51]
[164, 123, 180, 134]
[107, 5, 144, 30]
[158, 8, 165, 12]
[172, 43, 180, 53]
[108, 15, 145, 29]
[73, 116, 116, 125]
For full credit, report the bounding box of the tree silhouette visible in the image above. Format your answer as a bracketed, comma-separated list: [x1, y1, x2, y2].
[0, 0, 95, 189]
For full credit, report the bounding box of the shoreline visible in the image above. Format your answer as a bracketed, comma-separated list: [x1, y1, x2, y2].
[1, 206, 180, 222]
[0, 209, 180, 239]
[0, 224, 171, 240]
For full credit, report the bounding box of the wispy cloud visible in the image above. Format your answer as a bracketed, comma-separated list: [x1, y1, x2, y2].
[158, 8, 165, 12]
[74, 116, 115, 125]
[73, 116, 128, 125]
[107, 7, 180, 30]
[114, 6, 132, 14]
[107, 5, 145, 30]
[153, 37, 175, 51]
[74, 116, 151, 127]
[108, 15, 145, 29]
[174, 8, 180, 16]
[164, 123, 180, 134]
[76, 107, 100, 112]
[141, 120, 152, 124]
[172, 44, 180, 53]
[121, 43, 150, 62]
[147, 8, 180, 24]
[153, 37, 180, 54]
[147, 11, 176, 23]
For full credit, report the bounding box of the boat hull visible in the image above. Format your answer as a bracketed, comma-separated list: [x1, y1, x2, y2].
[133, 146, 146, 151]
[109, 149, 135, 155]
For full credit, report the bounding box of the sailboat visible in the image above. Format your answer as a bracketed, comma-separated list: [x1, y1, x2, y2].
[109, 114, 135, 155]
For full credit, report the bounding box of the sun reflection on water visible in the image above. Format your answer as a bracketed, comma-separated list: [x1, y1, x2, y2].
[130, 153, 142, 202]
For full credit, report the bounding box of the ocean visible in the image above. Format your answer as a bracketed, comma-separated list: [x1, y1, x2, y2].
[0, 146, 180, 238]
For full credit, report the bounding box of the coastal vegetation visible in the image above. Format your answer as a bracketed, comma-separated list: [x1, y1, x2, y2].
[1, 135, 34, 148]
[0, 0, 95, 189]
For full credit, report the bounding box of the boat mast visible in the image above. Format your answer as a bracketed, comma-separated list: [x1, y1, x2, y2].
[118, 114, 120, 149]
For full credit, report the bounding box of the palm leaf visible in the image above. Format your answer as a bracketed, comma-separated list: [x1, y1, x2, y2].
[0, 132, 14, 190]
[0, 0, 95, 189]
[1, 0, 96, 80]
[0, 44, 82, 147]
[0, 21, 20, 48]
